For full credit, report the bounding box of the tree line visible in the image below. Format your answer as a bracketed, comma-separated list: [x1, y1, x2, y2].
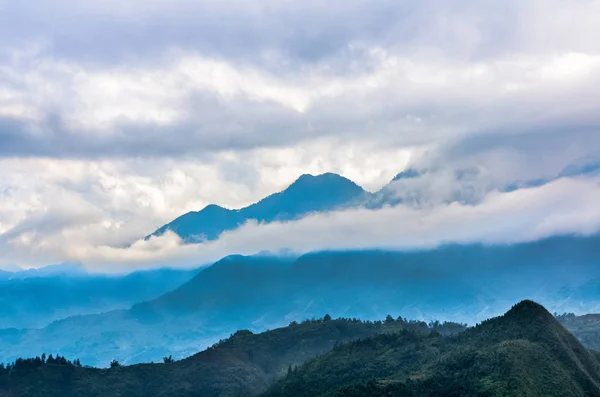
[0, 353, 82, 373]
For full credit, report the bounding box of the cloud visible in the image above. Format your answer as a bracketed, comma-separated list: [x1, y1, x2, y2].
[1, 0, 600, 271]
[2, 175, 599, 273]
[1, 46, 599, 162]
[2, 0, 600, 65]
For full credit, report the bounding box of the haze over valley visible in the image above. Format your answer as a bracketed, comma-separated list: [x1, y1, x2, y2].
[1, 0, 600, 395]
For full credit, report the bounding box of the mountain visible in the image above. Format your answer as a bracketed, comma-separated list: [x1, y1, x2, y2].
[266, 301, 600, 396]
[0, 250, 481, 367]
[147, 173, 371, 242]
[559, 156, 600, 178]
[0, 263, 86, 280]
[0, 267, 199, 329]
[505, 156, 600, 193]
[2, 233, 600, 367]
[1, 301, 598, 396]
[146, 158, 600, 243]
[0, 315, 463, 397]
[558, 313, 600, 353]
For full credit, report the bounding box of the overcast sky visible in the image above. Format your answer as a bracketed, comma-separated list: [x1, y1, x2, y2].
[1, 0, 600, 271]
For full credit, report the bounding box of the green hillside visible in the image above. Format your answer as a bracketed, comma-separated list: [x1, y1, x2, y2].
[265, 301, 600, 397]
[0, 317, 462, 397]
[2, 301, 599, 397]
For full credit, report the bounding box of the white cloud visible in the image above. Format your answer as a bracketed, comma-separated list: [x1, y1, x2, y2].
[1, 175, 598, 273]
[1, 46, 599, 167]
[1, 0, 600, 271]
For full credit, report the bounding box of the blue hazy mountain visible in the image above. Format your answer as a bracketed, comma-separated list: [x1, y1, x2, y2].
[0, 263, 86, 280]
[505, 156, 600, 192]
[3, 233, 599, 367]
[147, 173, 371, 242]
[559, 156, 600, 178]
[146, 158, 600, 243]
[0, 267, 199, 329]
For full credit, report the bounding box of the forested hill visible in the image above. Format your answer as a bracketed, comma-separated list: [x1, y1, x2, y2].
[0, 316, 463, 397]
[266, 301, 600, 397]
[2, 301, 600, 397]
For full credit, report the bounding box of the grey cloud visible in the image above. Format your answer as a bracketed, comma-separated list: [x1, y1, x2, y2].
[0, 0, 405, 67]
[426, 128, 600, 181]
[1, 0, 600, 271]
[1, 0, 596, 68]
[0, 0, 598, 167]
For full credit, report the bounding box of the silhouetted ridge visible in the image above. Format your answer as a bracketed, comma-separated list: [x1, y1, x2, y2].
[147, 172, 369, 242]
[465, 299, 567, 345]
[505, 299, 553, 320]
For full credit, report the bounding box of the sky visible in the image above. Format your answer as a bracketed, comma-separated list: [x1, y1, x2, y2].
[1, 0, 600, 271]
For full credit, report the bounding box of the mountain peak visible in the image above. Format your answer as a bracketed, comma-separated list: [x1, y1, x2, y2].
[148, 172, 369, 242]
[283, 172, 366, 196]
[497, 299, 558, 331]
[201, 204, 230, 213]
[290, 172, 353, 186]
[505, 300, 552, 320]
[470, 300, 562, 344]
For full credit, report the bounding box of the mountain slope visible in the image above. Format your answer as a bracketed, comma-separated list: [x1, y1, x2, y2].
[0, 317, 465, 397]
[558, 313, 600, 353]
[0, 268, 199, 329]
[0, 263, 86, 280]
[147, 173, 370, 242]
[265, 301, 600, 397]
[2, 233, 600, 367]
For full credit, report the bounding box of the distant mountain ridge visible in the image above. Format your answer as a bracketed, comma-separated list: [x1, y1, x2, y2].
[0, 263, 86, 280]
[0, 267, 199, 329]
[147, 173, 370, 242]
[146, 157, 600, 243]
[3, 233, 600, 367]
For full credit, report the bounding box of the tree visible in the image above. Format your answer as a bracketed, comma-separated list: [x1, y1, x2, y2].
[110, 360, 121, 368]
[163, 355, 174, 364]
[385, 315, 394, 324]
[41, 353, 46, 364]
[324, 314, 332, 321]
